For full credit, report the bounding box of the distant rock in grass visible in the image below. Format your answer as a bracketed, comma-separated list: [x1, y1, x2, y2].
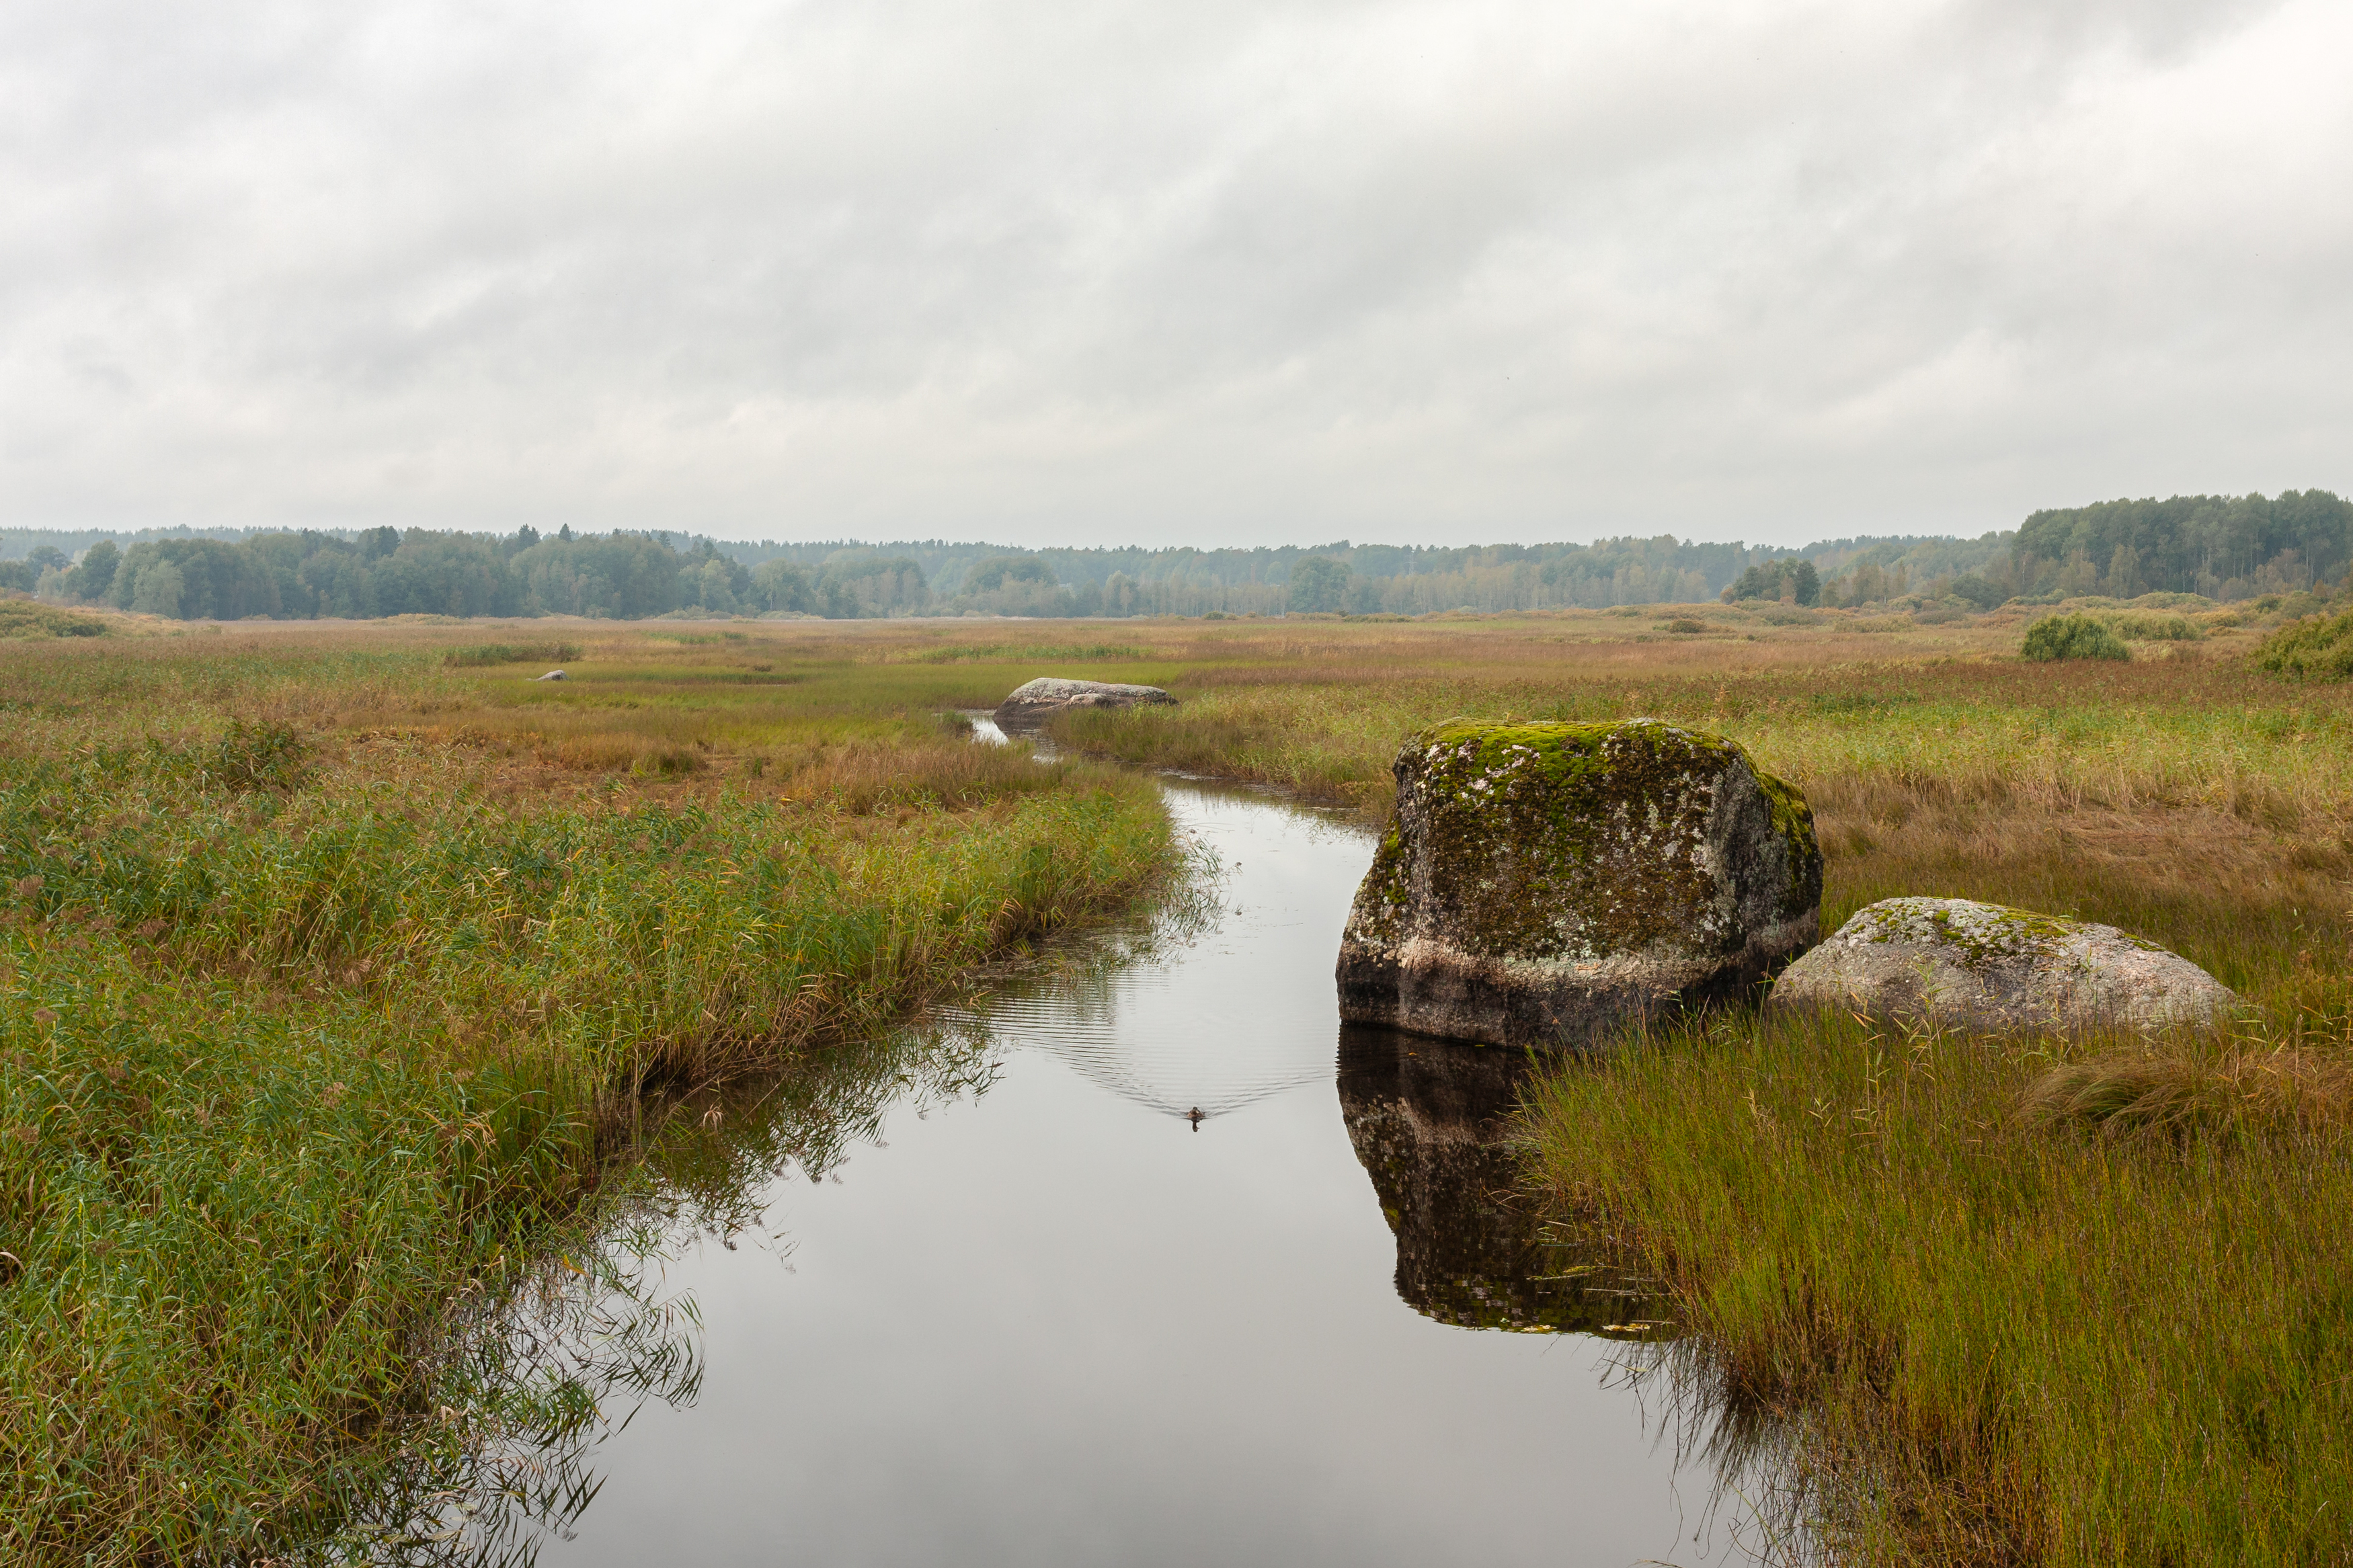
[1767, 897, 2234, 1033]
[994, 677, 1175, 727]
[1337, 719, 1823, 1048]
[533, 669, 567, 681]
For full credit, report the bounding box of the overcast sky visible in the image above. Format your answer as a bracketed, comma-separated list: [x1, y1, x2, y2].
[2, 0, 2346, 549]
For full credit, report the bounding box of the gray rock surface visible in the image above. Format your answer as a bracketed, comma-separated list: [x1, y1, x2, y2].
[1336, 718, 1823, 1048]
[994, 677, 1175, 727]
[1766, 897, 2234, 1032]
[533, 669, 567, 681]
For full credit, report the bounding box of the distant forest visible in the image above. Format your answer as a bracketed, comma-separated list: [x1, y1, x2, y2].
[0, 490, 2342, 621]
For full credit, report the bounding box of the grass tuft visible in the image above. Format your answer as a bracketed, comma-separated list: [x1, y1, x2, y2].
[442, 641, 583, 667]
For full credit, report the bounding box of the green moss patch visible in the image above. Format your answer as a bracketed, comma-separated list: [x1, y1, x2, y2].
[1383, 719, 1812, 962]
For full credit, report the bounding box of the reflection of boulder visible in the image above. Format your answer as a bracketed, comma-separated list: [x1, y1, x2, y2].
[1339, 1026, 1669, 1335]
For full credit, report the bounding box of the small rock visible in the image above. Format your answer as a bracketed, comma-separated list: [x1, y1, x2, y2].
[1766, 897, 2234, 1032]
[994, 677, 1175, 727]
[1337, 718, 1823, 1048]
[532, 669, 566, 682]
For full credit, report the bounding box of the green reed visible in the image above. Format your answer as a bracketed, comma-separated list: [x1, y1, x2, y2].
[0, 633, 1178, 1564]
[1524, 1008, 2353, 1566]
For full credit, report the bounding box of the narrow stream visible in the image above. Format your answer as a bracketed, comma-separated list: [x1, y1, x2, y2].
[478, 726, 1767, 1566]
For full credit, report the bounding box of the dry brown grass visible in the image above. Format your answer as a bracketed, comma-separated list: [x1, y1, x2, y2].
[2019, 1043, 2353, 1139]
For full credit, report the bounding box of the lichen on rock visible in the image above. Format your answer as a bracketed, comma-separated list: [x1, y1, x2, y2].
[1767, 896, 2234, 1033]
[1336, 718, 1823, 1048]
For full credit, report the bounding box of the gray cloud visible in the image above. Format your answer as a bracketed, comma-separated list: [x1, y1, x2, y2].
[1, 0, 2344, 546]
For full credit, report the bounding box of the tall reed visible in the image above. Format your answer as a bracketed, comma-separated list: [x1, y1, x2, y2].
[0, 633, 1179, 1564]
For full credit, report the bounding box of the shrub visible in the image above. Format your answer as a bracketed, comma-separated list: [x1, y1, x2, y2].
[0, 601, 106, 639]
[2022, 614, 2130, 662]
[2253, 607, 2353, 682]
[2104, 612, 2202, 643]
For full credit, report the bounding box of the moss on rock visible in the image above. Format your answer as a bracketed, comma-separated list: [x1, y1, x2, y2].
[1337, 718, 1823, 1048]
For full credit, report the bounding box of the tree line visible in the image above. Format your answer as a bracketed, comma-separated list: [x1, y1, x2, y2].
[7, 528, 938, 622]
[7, 528, 1785, 620]
[5, 491, 2344, 620]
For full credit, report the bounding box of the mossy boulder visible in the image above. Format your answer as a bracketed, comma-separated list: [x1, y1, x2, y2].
[1336, 719, 1823, 1048]
[994, 677, 1175, 728]
[1767, 897, 2234, 1032]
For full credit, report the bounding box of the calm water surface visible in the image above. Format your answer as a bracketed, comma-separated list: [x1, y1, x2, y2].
[510, 738, 1759, 1567]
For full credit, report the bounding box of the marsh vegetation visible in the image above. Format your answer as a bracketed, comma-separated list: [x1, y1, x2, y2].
[0, 622, 1177, 1563]
[6, 600, 2350, 1563]
[1029, 603, 2353, 1565]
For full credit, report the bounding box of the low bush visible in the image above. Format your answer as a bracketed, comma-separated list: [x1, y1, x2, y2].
[2022, 614, 2130, 662]
[2103, 611, 2202, 642]
[0, 602, 107, 639]
[2254, 608, 2353, 682]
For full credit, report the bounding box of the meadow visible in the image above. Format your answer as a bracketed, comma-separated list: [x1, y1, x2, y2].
[6, 596, 2350, 1563]
[0, 618, 1180, 1563]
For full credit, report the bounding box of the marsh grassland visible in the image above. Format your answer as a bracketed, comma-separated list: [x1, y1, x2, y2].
[0, 619, 1178, 1563]
[1038, 601, 2353, 1567]
[6, 601, 2350, 1565]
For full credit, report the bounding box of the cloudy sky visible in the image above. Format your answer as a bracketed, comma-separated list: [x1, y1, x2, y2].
[2, 0, 2346, 548]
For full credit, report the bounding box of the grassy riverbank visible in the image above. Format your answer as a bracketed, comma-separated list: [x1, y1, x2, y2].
[0, 623, 1176, 1563]
[14, 605, 2350, 1562]
[1012, 606, 2353, 1564]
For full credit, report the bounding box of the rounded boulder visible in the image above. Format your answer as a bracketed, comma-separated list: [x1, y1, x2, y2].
[1765, 897, 2234, 1032]
[1336, 719, 1823, 1048]
[994, 677, 1176, 728]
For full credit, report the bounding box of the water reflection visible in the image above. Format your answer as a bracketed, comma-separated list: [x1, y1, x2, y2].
[1339, 1026, 1673, 1337]
[346, 755, 1780, 1568]
[345, 1019, 1002, 1566]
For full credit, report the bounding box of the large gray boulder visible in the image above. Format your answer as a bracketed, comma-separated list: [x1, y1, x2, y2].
[1337, 719, 1823, 1048]
[1767, 897, 2234, 1032]
[994, 677, 1176, 728]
